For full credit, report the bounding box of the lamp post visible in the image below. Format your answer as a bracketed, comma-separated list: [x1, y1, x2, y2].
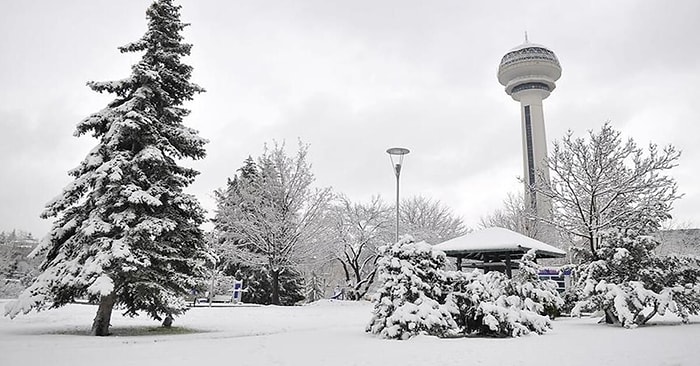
[386, 147, 410, 242]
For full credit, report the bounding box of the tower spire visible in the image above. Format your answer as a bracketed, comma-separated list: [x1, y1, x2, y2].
[524, 31, 529, 43]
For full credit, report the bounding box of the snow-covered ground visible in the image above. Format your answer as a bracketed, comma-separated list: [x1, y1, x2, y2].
[1, 299, 699, 366]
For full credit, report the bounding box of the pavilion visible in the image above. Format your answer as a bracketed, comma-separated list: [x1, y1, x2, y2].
[432, 227, 566, 278]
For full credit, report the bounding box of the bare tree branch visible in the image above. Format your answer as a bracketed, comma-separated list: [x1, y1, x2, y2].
[534, 122, 681, 260]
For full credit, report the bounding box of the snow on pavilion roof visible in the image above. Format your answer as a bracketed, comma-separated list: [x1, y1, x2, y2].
[433, 227, 566, 259]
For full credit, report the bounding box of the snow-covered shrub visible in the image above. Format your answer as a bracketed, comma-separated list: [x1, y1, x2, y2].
[560, 288, 582, 315]
[366, 236, 457, 340]
[367, 242, 563, 339]
[572, 231, 700, 327]
[456, 276, 551, 337]
[445, 250, 562, 337]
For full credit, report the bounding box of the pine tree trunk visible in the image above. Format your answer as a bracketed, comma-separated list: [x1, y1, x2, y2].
[271, 269, 280, 305]
[162, 315, 174, 328]
[638, 306, 658, 325]
[603, 308, 619, 325]
[91, 292, 116, 336]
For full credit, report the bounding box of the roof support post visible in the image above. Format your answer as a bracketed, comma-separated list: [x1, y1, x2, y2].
[505, 256, 513, 279]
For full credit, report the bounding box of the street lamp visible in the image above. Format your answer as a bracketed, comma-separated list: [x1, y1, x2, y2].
[386, 147, 410, 242]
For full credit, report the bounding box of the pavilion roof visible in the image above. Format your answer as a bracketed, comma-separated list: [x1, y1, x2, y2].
[433, 227, 566, 260]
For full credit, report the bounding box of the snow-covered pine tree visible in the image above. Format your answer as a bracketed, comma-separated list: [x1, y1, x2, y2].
[366, 236, 457, 340]
[4, 0, 208, 336]
[242, 267, 273, 304]
[511, 249, 565, 318]
[572, 230, 700, 327]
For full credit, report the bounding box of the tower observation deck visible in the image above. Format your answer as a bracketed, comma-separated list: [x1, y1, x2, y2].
[497, 39, 561, 219]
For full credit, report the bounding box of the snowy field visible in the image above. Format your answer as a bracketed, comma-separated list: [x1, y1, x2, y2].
[1, 299, 699, 366]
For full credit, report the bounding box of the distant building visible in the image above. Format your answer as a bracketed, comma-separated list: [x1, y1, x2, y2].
[654, 229, 700, 256]
[1, 236, 39, 280]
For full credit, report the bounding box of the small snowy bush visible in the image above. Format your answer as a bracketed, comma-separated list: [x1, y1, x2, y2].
[366, 236, 457, 340]
[445, 250, 562, 337]
[572, 231, 700, 327]
[512, 250, 565, 319]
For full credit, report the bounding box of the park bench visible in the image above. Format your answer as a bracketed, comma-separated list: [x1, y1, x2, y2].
[210, 294, 232, 303]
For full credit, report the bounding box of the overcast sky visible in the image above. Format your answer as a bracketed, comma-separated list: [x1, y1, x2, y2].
[1, 0, 699, 237]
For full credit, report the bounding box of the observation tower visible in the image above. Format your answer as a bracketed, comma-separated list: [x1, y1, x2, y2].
[497, 36, 561, 218]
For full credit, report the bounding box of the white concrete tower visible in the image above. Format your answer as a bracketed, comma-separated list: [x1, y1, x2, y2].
[497, 37, 561, 218]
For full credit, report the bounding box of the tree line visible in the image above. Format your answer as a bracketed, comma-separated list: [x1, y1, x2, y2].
[209, 141, 467, 306]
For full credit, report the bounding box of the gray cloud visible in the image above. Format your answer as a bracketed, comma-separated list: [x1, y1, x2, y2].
[2, 0, 699, 236]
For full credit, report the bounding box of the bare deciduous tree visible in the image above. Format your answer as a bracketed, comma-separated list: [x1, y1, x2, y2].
[535, 122, 681, 260]
[329, 195, 393, 300]
[478, 193, 567, 251]
[400, 195, 468, 244]
[479, 193, 536, 235]
[215, 141, 332, 305]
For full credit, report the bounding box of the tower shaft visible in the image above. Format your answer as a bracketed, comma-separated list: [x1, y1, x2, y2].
[518, 91, 551, 217]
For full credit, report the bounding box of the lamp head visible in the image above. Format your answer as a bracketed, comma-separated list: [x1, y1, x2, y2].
[386, 147, 410, 177]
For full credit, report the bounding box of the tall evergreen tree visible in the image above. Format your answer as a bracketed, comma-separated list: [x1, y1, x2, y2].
[4, 0, 208, 336]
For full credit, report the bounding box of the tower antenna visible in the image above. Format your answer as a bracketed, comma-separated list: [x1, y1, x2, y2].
[524, 31, 529, 43]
